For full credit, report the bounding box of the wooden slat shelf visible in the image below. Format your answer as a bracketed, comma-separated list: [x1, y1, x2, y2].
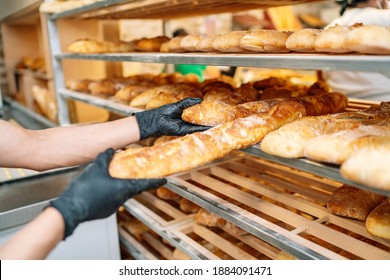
[118, 154, 390, 260]
[50, 0, 326, 20]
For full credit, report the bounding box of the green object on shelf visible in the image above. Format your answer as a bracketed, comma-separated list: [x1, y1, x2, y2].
[174, 64, 207, 82]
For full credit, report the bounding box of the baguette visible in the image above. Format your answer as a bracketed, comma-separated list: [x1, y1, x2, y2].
[261, 102, 390, 158]
[314, 24, 355, 53]
[212, 31, 248, 53]
[145, 87, 202, 109]
[327, 184, 386, 221]
[196, 35, 218, 52]
[133, 36, 170, 52]
[346, 25, 390, 55]
[239, 30, 292, 53]
[159, 36, 187, 53]
[67, 39, 109, 53]
[109, 100, 306, 178]
[303, 125, 390, 164]
[285, 29, 322, 53]
[365, 199, 390, 239]
[182, 91, 347, 126]
[340, 138, 390, 190]
[130, 85, 189, 107]
[180, 34, 203, 52]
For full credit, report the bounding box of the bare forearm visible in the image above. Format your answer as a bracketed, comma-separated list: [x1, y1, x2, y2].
[0, 117, 140, 171]
[0, 207, 64, 260]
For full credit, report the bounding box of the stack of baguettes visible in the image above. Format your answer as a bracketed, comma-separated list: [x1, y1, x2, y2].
[158, 24, 390, 55]
[108, 90, 348, 179]
[260, 101, 390, 191]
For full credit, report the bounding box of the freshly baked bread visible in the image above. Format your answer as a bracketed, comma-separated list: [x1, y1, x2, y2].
[88, 79, 120, 95]
[196, 35, 218, 52]
[133, 36, 170, 52]
[261, 102, 390, 158]
[159, 36, 187, 52]
[285, 29, 322, 52]
[182, 91, 347, 126]
[179, 198, 200, 214]
[340, 138, 390, 190]
[106, 41, 135, 52]
[109, 100, 306, 178]
[145, 86, 202, 109]
[327, 184, 386, 221]
[65, 78, 92, 92]
[253, 77, 292, 90]
[130, 85, 194, 107]
[212, 31, 248, 53]
[156, 187, 181, 202]
[180, 34, 203, 52]
[239, 30, 292, 53]
[195, 209, 225, 227]
[114, 85, 151, 102]
[345, 25, 390, 54]
[365, 199, 390, 239]
[314, 24, 354, 53]
[303, 125, 390, 164]
[67, 39, 109, 53]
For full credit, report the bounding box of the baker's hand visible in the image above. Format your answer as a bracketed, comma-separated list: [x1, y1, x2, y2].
[134, 97, 210, 140]
[50, 148, 166, 238]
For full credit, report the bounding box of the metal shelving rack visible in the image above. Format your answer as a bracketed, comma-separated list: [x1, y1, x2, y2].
[44, 0, 390, 260]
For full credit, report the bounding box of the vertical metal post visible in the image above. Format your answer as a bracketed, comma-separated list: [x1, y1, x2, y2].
[44, 13, 70, 126]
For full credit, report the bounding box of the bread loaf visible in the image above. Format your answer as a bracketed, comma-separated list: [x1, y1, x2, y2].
[196, 35, 218, 52]
[285, 29, 321, 52]
[109, 100, 306, 178]
[195, 209, 225, 227]
[156, 187, 181, 202]
[159, 36, 187, 52]
[327, 184, 386, 221]
[346, 25, 390, 54]
[212, 31, 248, 53]
[180, 34, 203, 52]
[261, 102, 390, 158]
[239, 30, 292, 53]
[130, 85, 190, 107]
[303, 125, 390, 164]
[114, 85, 151, 102]
[67, 39, 108, 53]
[133, 36, 170, 52]
[314, 24, 354, 53]
[65, 79, 92, 92]
[179, 198, 200, 214]
[365, 199, 390, 239]
[182, 91, 347, 126]
[340, 138, 390, 190]
[145, 86, 202, 109]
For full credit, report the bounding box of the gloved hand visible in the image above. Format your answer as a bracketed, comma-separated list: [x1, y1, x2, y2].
[134, 97, 210, 140]
[50, 148, 166, 238]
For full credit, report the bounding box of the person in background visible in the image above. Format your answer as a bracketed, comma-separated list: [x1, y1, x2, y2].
[322, 0, 390, 101]
[0, 98, 208, 259]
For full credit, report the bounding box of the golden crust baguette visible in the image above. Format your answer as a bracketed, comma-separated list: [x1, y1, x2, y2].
[65, 79, 92, 92]
[365, 199, 390, 239]
[133, 36, 170, 52]
[130, 85, 193, 107]
[67, 39, 109, 53]
[327, 184, 386, 221]
[182, 91, 347, 126]
[314, 24, 355, 53]
[145, 87, 202, 109]
[239, 30, 292, 53]
[180, 34, 203, 52]
[346, 25, 390, 55]
[109, 101, 306, 179]
[340, 138, 390, 190]
[159, 36, 187, 52]
[114, 85, 151, 102]
[156, 186, 181, 202]
[195, 209, 225, 227]
[212, 31, 248, 53]
[285, 29, 322, 53]
[261, 102, 390, 158]
[196, 34, 218, 52]
[303, 125, 390, 164]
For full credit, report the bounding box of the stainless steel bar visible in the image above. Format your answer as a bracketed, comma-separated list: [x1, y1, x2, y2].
[57, 52, 390, 73]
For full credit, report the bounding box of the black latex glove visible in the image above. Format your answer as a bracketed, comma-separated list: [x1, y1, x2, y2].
[134, 97, 210, 140]
[50, 148, 166, 238]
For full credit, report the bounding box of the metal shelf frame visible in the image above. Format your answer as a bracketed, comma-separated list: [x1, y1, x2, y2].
[44, 0, 390, 260]
[57, 52, 390, 73]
